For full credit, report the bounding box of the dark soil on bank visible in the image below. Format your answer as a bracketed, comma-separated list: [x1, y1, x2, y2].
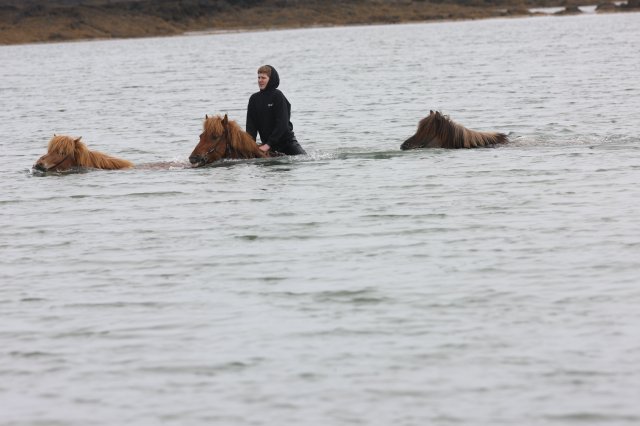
[1, 0, 637, 45]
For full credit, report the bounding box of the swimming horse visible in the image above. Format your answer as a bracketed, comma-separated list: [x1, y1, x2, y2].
[401, 110, 508, 150]
[188, 114, 273, 167]
[33, 135, 134, 172]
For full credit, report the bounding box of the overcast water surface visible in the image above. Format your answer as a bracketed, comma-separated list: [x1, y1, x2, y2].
[1, 12, 640, 426]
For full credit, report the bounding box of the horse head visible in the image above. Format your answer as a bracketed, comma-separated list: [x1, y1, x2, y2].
[189, 114, 231, 167]
[400, 110, 447, 150]
[33, 135, 82, 172]
[401, 110, 442, 150]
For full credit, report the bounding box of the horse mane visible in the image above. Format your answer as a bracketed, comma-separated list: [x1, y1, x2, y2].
[203, 115, 266, 159]
[417, 111, 508, 148]
[48, 135, 134, 169]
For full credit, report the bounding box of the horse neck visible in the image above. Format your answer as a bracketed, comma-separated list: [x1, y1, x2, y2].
[228, 127, 266, 159]
[84, 150, 132, 169]
[435, 118, 465, 149]
[440, 119, 501, 148]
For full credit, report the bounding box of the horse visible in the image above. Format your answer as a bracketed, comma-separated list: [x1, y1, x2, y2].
[401, 110, 508, 150]
[33, 135, 134, 172]
[189, 114, 270, 167]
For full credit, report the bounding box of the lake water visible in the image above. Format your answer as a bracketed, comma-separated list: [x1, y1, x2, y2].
[1, 12, 640, 426]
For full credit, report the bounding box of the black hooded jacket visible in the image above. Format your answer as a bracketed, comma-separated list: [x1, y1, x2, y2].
[246, 66, 295, 150]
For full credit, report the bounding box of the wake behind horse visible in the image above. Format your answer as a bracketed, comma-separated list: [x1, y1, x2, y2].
[33, 135, 134, 172]
[189, 114, 270, 167]
[401, 110, 508, 150]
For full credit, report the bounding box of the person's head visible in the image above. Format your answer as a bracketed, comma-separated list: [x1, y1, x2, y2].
[257, 65, 271, 91]
[257, 65, 279, 91]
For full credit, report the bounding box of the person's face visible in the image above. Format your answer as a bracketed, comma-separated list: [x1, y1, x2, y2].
[258, 73, 270, 90]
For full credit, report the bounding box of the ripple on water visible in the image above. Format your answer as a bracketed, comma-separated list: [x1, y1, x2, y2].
[2, 12, 640, 426]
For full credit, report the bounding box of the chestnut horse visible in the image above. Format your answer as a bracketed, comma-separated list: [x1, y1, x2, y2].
[189, 114, 270, 167]
[33, 135, 134, 172]
[401, 110, 508, 150]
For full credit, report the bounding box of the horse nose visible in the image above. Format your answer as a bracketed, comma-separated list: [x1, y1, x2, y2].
[33, 162, 46, 172]
[189, 155, 206, 166]
[400, 136, 414, 150]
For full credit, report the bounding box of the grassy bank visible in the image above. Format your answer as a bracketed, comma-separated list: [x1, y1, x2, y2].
[0, 0, 637, 45]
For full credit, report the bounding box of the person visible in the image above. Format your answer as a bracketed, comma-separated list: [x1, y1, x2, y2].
[246, 65, 306, 155]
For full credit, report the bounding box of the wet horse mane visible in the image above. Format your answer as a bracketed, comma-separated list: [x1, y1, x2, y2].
[411, 111, 508, 149]
[203, 115, 267, 159]
[48, 135, 134, 169]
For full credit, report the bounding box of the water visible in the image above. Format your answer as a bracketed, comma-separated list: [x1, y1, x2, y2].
[1, 13, 640, 425]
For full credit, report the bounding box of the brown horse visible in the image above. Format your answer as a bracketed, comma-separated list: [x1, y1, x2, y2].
[401, 110, 508, 150]
[189, 114, 269, 167]
[33, 135, 134, 172]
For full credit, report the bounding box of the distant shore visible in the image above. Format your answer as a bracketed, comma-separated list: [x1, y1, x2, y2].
[1, 0, 638, 46]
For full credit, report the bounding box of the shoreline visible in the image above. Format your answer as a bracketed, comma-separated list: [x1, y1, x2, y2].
[1, 0, 638, 46]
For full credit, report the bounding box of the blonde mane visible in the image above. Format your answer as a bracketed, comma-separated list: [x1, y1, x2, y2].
[48, 135, 134, 169]
[416, 111, 508, 149]
[203, 115, 266, 159]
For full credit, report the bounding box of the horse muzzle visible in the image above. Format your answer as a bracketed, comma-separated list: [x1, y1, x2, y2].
[400, 138, 413, 151]
[189, 155, 206, 167]
[33, 162, 50, 172]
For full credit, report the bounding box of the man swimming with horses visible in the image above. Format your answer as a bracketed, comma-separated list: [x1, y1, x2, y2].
[246, 65, 306, 156]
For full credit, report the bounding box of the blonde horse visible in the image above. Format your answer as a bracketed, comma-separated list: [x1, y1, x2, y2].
[33, 135, 134, 172]
[189, 114, 270, 167]
[401, 110, 508, 150]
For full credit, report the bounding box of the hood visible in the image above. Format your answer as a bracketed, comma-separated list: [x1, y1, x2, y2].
[263, 65, 280, 91]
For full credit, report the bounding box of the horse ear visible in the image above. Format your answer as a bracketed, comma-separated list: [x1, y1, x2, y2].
[222, 114, 229, 127]
[430, 110, 434, 115]
[205, 114, 209, 119]
[74, 137, 82, 142]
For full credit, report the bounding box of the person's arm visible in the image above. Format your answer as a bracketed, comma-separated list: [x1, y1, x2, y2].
[266, 93, 289, 147]
[246, 98, 258, 141]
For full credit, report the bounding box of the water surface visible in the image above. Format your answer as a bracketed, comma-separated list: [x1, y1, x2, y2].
[1, 13, 640, 426]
